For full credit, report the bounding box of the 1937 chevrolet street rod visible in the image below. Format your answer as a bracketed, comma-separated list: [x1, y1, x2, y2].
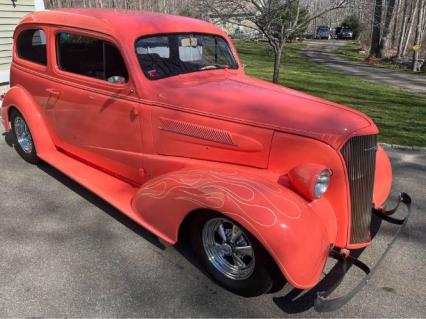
[1, 9, 411, 311]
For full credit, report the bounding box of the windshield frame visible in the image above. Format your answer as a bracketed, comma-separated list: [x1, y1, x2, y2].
[134, 32, 240, 81]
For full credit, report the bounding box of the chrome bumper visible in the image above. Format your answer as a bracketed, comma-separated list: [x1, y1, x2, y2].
[315, 192, 412, 312]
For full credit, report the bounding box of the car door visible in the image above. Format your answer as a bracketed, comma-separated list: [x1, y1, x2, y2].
[45, 29, 143, 185]
[12, 27, 50, 115]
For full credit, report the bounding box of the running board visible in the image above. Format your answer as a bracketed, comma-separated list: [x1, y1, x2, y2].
[37, 150, 174, 244]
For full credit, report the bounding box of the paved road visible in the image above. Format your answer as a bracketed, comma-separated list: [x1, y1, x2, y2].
[303, 40, 426, 94]
[0, 136, 425, 317]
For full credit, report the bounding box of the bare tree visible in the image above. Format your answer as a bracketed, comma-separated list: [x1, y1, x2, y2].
[401, 0, 420, 57]
[44, 0, 426, 71]
[397, 0, 410, 58]
[369, 0, 383, 58]
[391, 0, 402, 48]
[201, 0, 350, 83]
[379, 0, 397, 57]
[44, 0, 200, 15]
[413, 0, 426, 71]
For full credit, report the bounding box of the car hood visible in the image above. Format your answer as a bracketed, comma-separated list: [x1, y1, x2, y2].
[149, 73, 376, 149]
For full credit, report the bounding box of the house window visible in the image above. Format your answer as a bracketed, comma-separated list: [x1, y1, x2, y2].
[16, 29, 47, 65]
[56, 32, 128, 83]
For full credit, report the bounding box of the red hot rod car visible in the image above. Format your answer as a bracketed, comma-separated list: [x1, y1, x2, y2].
[1, 9, 411, 311]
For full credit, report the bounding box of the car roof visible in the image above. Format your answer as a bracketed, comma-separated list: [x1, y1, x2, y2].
[18, 8, 227, 41]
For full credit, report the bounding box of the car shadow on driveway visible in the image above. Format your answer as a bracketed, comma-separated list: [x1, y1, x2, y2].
[3, 132, 163, 251]
[37, 161, 167, 250]
[3, 130, 14, 147]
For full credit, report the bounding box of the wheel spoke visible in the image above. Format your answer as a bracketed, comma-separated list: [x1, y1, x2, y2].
[13, 116, 33, 154]
[202, 217, 255, 280]
[17, 123, 22, 135]
[212, 243, 224, 257]
[232, 254, 246, 268]
[217, 224, 227, 243]
[230, 224, 243, 243]
[234, 245, 253, 257]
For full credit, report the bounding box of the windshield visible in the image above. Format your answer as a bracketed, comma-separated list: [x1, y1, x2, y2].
[135, 34, 239, 80]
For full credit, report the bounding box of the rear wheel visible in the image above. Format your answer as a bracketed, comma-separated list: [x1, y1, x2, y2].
[190, 211, 283, 297]
[10, 109, 39, 164]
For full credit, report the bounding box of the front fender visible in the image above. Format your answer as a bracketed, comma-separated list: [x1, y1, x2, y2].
[132, 168, 332, 288]
[373, 145, 392, 208]
[1, 85, 55, 154]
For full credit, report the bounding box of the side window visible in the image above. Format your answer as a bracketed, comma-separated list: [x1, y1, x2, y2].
[16, 29, 47, 65]
[56, 32, 129, 83]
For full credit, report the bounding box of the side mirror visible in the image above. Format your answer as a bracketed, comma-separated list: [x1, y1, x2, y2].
[107, 75, 126, 85]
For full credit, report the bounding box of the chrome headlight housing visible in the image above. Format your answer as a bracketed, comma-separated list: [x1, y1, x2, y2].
[288, 164, 332, 201]
[313, 169, 331, 199]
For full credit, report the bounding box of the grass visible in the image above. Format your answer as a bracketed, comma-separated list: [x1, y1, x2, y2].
[234, 40, 426, 146]
[335, 42, 426, 74]
[334, 42, 366, 63]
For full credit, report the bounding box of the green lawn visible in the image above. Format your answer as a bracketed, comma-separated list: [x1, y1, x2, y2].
[335, 42, 426, 74]
[234, 40, 426, 146]
[334, 42, 366, 63]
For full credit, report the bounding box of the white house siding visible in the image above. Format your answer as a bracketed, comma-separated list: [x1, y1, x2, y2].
[0, 0, 44, 85]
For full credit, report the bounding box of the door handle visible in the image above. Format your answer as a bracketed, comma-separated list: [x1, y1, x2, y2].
[46, 88, 61, 96]
[45, 88, 60, 110]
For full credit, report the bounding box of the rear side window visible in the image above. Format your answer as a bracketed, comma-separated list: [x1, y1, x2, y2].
[16, 29, 47, 65]
[56, 32, 129, 83]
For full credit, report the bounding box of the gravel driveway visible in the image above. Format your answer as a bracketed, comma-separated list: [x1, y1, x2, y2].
[303, 40, 426, 94]
[0, 135, 425, 317]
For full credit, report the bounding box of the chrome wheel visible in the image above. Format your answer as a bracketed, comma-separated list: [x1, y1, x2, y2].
[202, 217, 255, 280]
[13, 116, 33, 154]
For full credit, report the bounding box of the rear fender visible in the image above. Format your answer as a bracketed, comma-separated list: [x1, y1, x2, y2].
[1, 85, 55, 154]
[133, 168, 332, 288]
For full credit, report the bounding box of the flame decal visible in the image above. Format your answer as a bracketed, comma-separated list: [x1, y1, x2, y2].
[138, 169, 302, 227]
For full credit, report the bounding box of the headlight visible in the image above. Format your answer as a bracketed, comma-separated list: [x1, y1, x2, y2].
[288, 164, 332, 201]
[313, 169, 331, 199]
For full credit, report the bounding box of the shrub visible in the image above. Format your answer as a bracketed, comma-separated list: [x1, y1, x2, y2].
[341, 14, 363, 40]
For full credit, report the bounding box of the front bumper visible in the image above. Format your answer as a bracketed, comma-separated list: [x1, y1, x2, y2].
[314, 192, 412, 312]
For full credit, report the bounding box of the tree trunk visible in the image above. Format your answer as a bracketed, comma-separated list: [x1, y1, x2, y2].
[379, 0, 397, 58]
[370, 0, 383, 58]
[391, 0, 402, 48]
[422, 0, 426, 30]
[413, 0, 425, 71]
[272, 45, 284, 84]
[397, 0, 409, 58]
[402, 0, 420, 57]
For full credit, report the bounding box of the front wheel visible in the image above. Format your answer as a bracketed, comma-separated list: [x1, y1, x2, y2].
[10, 109, 39, 164]
[190, 212, 283, 297]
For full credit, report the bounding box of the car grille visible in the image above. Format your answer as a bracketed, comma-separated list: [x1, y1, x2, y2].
[341, 135, 377, 244]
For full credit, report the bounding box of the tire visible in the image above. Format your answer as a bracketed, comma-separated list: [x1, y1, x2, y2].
[190, 211, 284, 297]
[10, 109, 39, 164]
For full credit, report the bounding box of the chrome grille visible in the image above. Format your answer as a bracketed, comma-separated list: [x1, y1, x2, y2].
[341, 135, 377, 244]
